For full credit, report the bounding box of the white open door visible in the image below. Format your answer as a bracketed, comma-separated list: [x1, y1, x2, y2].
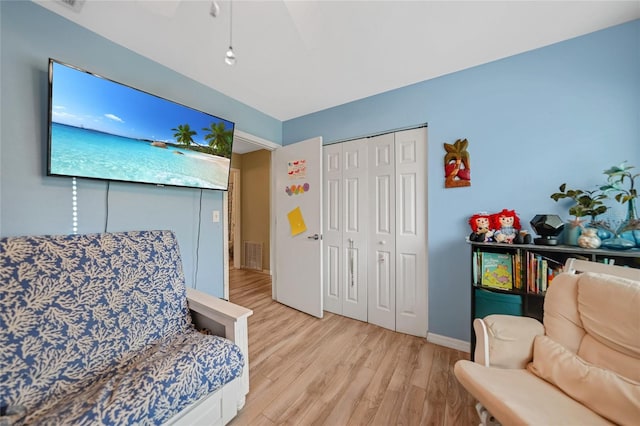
[273, 137, 323, 318]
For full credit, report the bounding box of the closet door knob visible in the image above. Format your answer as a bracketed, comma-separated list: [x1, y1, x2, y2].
[378, 240, 386, 245]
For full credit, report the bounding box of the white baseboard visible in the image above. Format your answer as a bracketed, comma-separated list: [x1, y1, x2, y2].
[426, 332, 470, 353]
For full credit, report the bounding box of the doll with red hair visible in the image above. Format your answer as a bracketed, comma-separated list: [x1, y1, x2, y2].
[491, 209, 521, 244]
[468, 212, 494, 242]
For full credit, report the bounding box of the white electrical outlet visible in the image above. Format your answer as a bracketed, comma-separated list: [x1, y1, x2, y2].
[212, 210, 220, 223]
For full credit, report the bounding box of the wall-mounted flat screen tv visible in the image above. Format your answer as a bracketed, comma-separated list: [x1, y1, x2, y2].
[47, 58, 235, 191]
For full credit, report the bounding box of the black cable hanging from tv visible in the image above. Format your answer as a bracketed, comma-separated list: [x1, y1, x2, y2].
[104, 181, 110, 233]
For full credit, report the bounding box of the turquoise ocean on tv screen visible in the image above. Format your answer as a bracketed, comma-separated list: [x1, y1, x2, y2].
[50, 123, 230, 190]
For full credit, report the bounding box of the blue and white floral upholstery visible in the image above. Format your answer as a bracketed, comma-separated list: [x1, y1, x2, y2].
[0, 230, 244, 425]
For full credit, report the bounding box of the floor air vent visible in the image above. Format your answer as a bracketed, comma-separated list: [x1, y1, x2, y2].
[243, 241, 263, 271]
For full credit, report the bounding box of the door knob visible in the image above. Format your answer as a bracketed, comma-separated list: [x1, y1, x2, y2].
[379, 240, 386, 245]
[307, 234, 320, 240]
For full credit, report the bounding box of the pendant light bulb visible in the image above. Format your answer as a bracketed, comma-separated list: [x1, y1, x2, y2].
[224, 0, 236, 65]
[225, 47, 236, 66]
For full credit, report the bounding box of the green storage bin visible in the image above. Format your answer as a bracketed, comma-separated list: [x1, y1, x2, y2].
[474, 288, 522, 319]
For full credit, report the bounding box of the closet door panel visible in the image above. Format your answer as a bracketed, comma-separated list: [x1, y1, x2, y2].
[368, 133, 396, 331]
[341, 139, 368, 321]
[345, 178, 361, 233]
[397, 253, 417, 314]
[375, 175, 392, 235]
[398, 173, 417, 236]
[326, 245, 340, 303]
[373, 249, 392, 307]
[323, 145, 342, 315]
[395, 128, 427, 337]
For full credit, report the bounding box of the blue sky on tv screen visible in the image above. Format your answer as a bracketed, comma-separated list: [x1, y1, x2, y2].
[50, 61, 234, 145]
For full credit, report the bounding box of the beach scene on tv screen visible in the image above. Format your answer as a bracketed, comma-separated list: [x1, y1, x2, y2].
[49, 61, 234, 190]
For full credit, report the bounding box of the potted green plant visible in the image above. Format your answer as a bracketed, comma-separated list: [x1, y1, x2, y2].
[595, 162, 639, 249]
[600, 162, 638, 207]
[550, 184, 608, 245]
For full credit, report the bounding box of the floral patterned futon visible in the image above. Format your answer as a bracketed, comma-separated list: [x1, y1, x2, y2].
[0, 230, 244, 425]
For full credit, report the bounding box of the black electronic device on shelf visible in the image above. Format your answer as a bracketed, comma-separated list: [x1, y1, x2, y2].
[530, 214, 565, 245]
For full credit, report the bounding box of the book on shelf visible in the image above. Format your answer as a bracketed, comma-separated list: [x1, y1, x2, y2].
[526, 252, 563, 294]
[480, 252, 513, 290]
[472, 250, 479, 285]
[513, 249, 525, 291]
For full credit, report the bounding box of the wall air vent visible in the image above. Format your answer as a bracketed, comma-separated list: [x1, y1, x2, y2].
[57, 0, 86, 13]
[243, 241, 263, 271]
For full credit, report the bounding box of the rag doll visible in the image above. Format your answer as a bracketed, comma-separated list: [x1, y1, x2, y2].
[468, 213, 494, 242]
[491, 209, 521, 244]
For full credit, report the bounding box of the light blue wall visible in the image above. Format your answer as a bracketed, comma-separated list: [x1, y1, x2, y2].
[0, 1, 282, 297]
[284, 20, 640, 342]
[2, 0, 638, 342]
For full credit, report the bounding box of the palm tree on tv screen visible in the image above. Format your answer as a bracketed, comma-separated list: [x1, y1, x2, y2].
[203, 122, 233, 158]
[172, 124, 196, 147]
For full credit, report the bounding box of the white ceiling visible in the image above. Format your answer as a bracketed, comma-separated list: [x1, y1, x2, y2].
[36, 0, 640, 125]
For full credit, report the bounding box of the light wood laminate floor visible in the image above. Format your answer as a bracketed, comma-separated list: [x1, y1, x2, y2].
[228, 267, 477, 426]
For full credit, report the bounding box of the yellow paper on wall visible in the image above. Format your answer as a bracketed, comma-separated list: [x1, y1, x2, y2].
[287, 206, 307, 237]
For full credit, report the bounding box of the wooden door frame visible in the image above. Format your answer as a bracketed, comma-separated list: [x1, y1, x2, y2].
[229, 168, 241, 270]
[223, 130, 279, 300]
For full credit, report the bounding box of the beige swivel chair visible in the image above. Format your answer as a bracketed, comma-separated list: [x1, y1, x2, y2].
[455, 259, 640, 426]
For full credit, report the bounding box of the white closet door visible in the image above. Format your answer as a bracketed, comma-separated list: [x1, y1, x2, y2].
[324, 127, 428, 336]
[323, 144, 343, 315]
[341, 139, 368, 321]
[394, 128, 427, 337]
[367, 133, 396, 331]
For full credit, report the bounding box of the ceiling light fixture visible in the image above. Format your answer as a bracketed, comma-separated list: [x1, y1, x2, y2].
[57, 0, 85, 13]
[225, 0, 236, 66]
[210, 1, 220, 18]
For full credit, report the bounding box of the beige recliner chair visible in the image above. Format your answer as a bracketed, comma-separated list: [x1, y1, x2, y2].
[455, 259, 640, 426]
